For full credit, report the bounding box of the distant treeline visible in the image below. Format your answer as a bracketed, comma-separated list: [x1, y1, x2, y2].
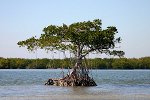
[0, 57, 150, 69]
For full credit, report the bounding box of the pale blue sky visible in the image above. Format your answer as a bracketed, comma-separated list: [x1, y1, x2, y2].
[0, 0, 150, 58]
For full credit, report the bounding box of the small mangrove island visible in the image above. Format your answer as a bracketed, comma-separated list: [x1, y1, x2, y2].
[1, 19, 149, 86]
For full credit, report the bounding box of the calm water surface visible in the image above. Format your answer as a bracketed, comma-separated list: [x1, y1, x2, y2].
[0, 69, 150, 96]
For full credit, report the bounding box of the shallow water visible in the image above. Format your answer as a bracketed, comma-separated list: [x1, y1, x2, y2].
[0, 69, 150, 96]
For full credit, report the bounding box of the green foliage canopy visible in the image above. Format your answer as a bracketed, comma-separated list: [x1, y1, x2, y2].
[0, 57, 150, 69]
[17, 19, 124, 59]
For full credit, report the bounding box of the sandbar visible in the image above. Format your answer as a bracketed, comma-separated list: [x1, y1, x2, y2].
[1, 94, 150, 100]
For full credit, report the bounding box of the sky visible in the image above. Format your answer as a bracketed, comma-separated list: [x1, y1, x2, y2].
[0, 0, 150, 59]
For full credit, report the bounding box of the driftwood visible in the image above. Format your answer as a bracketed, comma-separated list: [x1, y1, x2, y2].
[45, 68, 97, 86]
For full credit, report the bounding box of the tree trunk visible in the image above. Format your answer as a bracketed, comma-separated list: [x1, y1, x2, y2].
[75, 44, 82, 67]
[45, 45, 97, 86]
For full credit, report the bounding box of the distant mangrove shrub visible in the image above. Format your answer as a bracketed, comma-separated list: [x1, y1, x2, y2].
[0, 57, 150, 69]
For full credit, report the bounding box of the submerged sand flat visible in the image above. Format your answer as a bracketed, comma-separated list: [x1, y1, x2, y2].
[1, 94, 150, 100]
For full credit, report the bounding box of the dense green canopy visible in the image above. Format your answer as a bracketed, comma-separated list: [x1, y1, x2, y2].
[18, 19, 124, 59]
[1, 57, 150, 69]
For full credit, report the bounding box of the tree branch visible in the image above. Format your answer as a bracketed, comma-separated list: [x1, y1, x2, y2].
[81, 48, 95, 58]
